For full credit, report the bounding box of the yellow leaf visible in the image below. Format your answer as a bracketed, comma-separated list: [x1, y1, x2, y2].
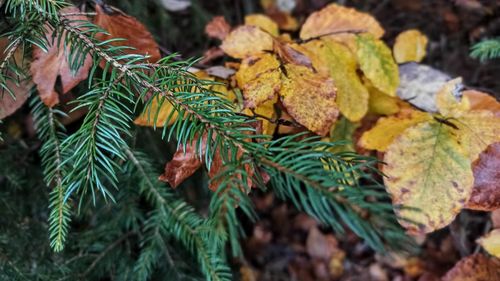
[134, 96, 178, 128]
[300, 3, 384, 40]
[393, 29, 428, 63]
[363, 76, 400, 115]
[280, 64, 339, 136]
[455, 110, 500, 161]
[235, 53, 281, 108]
[329, 117, 360, 153]
[245, 14, 279, 37]
[247, 96, 278, 136]
[359, 108, 431, 151]
[300, 39, 369, 122]
[478, 229, 500, 258]
[384, 121, 474, 234]
[436, 78, 469, 118]
[221, 25, 274, 59]
[356, 34, 399, 96]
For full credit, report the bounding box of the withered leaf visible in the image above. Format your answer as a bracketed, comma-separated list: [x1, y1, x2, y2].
[205, 16, 231, 41]
[159, 142, 202, 187]
[220, 25, 274, 59]
[30, 6, 92, 107]
[442, 254, 500, 281]
[273, 40, 313, 69]
[94, 4, 161, 63]
[465, 142, 500, 211]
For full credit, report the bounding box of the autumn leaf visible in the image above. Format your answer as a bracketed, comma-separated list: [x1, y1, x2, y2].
[159, 141, 202, 187]
[299, 3, 384, 40]
[383, 121, 473, 234]
[280, 64, 338, 136]
[442, 254, 500, 281]
[356, 34, 399, 96]
[300, 39, 369, 121]
[358, 107, 431, 152]
[205, 16, 231, 40]
[435, 78, 469, 118]
[243, 96, 278, 136]
[134, 96, 178, 128]
[273, 40, 312, 68]
[94, 4, 161, 63]
[220, 26, 274, 59]
[0, 38, 32, 119]
[464, 90, 500, 116]
[245, 14, 279, 37]
[235, 53, 281, 108]
[30, 6, 92, 107]
[329, 117, 360, 153]
[367, 86, 400, 116]
[396, 63, 451, 112]
[393, 29, 428, 63]
[478, 229, 500, 258]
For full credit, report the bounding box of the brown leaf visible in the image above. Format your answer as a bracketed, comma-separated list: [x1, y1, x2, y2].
[158, 142, 202, 187]
[94, 4, 161, 63]
[442, 253, 500, 281]
[30, 6, 92, 107]
[464, 90, 500, 116]
[273, 40, 313, 68]
[465, 142, 500, 211]
[199, 47, 225, 65]
[306, 227, 338, 260]
[0, 38, 32, 119]
[205, 16, 231, 41]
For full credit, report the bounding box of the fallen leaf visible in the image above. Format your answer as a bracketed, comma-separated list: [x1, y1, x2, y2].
[266, 8, 299, 31]
[301, 39, 369, 121]
[442, 253, 500, 281]
[367, 86, 401, 116]
[134, 96, 177, 127]
[280, 64, 338, 136]
[244, 14, 279, 37]
[397, 63, 451, 112]
[356, 34, 399, 96]
[300, 3, 384, 40]
[159, 141, 202, 187]
[435, 78, 469, 118]
[329, 117, 360, 153]
[0, 38, 32, 119]
[205, 16, 231, 41]
[94, 4, 161, 63]
[464, 90, 500, 116]
[160, 0, 191, 12]
[220, 26, 274, 59]
[358, 107, 431, 152]
[465, 142, 500, 211]
[273, 40, 312, 68]
[199, 47, 225, 65]
[384, 121, 473, 234]
[30, 6, 92, 107]
[205, 66, 235, 79]
[478, 229, 500, 258]
[235, 53, 281, 108]
[306, 227, 338, 260]
[393, 29, 428, 63]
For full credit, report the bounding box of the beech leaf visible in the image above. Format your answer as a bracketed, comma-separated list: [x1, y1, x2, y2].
[299, 3, 384, 40]
[356, 34, 399, 96]
[280, 64, 338, 136]
[393, 29, 428, 63]
[442, 254, 500, 281]
[301, 39, 369, 121]
[30, 6, 92, 107]
[244, 14, 279, 37]
[205, 16, 231, 41]
[94, 4, 161, 63]
[220, 26, 274, 59]
[478, 229, 500, 258]
[383, 121, 473, 234]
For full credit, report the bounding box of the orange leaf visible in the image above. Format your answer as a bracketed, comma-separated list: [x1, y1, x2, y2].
[464, 90, 500, 116]
[94, 4, 161, 63]
[465, 142, 500, 211]
[30, 6, 92, 107]
[205, 16, 231, 41]
[159, 142, 202, 188]
[299, 3, 384, 40]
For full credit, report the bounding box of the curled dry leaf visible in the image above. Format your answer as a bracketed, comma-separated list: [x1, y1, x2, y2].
[356, 34, 399, 97]
[384, 121, 473, 234]
[205, 16, 231, 41]
[465, 142, 500, 211]
[280, 64, 338, 136]
[299, 3, 384, 40]
[0, 38, 32, 119]
[244, 14, 279, 37]
[477, 229, 500, 258]
[442, 253, 500, 281]
[158, 142, 202, 187]
[220, 26, 274, 59]
[30, 6, 92, 107]
[300, 39, 369, 121]
[94, 4, 161, 63]
[393, 29, 428, 64]
[464, 90, 500, 116]
[273, 40, 313, 69]
[397, 62, 451, 112]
